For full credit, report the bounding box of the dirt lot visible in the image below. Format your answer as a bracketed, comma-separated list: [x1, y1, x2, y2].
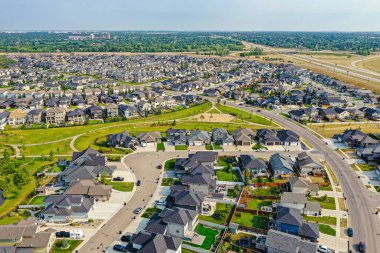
[308, 122, 380, 138]
[193, 112, 235, 123]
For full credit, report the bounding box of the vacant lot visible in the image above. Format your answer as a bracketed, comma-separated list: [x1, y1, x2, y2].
[357, 56, 380, 74]
[308, 123, 380, 138]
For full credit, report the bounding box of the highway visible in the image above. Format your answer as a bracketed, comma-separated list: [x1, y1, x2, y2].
[228, 102, 380, 252]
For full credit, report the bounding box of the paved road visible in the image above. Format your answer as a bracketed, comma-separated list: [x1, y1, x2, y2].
[228, 102, 380, 252]
[78, 152, 183, 253]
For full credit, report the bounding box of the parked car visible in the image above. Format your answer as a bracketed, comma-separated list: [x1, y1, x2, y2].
[121, 234, 132, 243]
[113, 244, 126, 252]
[136, 180, 141, 186]
[318, 245, 329, 253]
[134, 207, 143, 214]
[347, 227, 353, 237]
[56, 231, 70, 238]
[155, 200, 166, 206]
[358, 242, 366, 252]
[113, 177, 124, 181]
[156, 164, 163, 169]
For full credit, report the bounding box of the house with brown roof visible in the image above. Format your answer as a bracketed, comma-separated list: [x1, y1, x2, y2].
[233, 128, 255, 146]
[65, 179, 112, 201]
[137, 132, 162, 147]
[8, 109, 26, 127]
[45, 108, 66, 125]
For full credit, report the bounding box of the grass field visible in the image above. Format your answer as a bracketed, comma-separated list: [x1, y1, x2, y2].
[308, 123, 380, 138]
[216, 104, 276, 126]
[0, 159, 57, 219]
[303, 215, 337, 226]
[0, 102, 212, 146]
[20, 139, 73, 156]
[354, 56, 380, 74]
[308, 196, 336, 210]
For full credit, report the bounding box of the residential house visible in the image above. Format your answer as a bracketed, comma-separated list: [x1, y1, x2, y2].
[106, 104, 119, 118]
[26, 109, 43, 125]
[71, 147, 107, 167]
[65, 179, 112, 201]
[296, 152, 324, 175]
[277, 130, 300, 146]
[137, 132, 162, 147]
[269, 153, 295, 177]
[187, 130, 211, 146]
[211, 128, 234, 146]
[279, 193, 321, 216]
[8, 109, 26, 126]
[233, 128, 255, 146]
[334, 129, 378, 148]
[45, 108, 66, 125]
[66, 109, 86, 125]
[166, 128, 188, 146]
[256, 129, 281, 146]
[124, 231, 182, 253]
[0, 110, 10, 129]
[119, 104, 139, 118]
[40, 195, 95, 222]
[168, 189, 205, 214]
[86, 105, 103, 120]
[107, 131, 139, 150]
[265, 229, 317, 253]
[239, 154, 268, 178]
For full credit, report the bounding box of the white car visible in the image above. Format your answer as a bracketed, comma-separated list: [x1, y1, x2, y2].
[318, 245, 329, 253]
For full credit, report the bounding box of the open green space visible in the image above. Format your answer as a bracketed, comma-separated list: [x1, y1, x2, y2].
[232, 212, 269, 230]
[308, 196, 336, 210]
[51, 240, 83, 253]
[28, 196, 46, 205]
[303, 215, 337, 226]
[104, 179, 134, 192]
[184, 224, 219, 250]
[0, 210, 31, 225]
[216, 168, 241, 182]
[318, 224, 336, 236]
[0, 102, 212, 146]
[141, 207, 162, 219]
[199, 203, 234, 225]
[20, 139, 73, 156]
[216, 104, 276, 126]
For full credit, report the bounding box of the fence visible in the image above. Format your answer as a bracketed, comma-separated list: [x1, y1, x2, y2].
[216, 181, 244, 186]
[182, 243, 210, 253]
[19, 204, 43, 209]
[205, 197, 236, 206]
[198, 220, 227, 230]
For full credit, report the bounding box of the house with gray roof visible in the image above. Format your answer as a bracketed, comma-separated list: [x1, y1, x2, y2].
[124, 231, 182, 253]
[168, 189, 205, 214]
[296, 152, 324, 175]
[61, 165, 115, 185]
[71, 147, 107, 167]
[64, 179, 112, 201]
[107, 131, 138, 150]
[182, 172, 216, 196]
[166, 128, 188, 146]
[40, 195, 95, 222]
[265, 229, 317, 253]
[239, 155, 268, 178]
[137, 131, 162, 147]
[279, 193, 321, 216]
[269, 153, 295, 177]
[187, 130, 211, 146]
[211, 128, 234, 146]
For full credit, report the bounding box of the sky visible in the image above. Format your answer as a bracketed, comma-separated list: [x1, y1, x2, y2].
[1, 0, 379, 31]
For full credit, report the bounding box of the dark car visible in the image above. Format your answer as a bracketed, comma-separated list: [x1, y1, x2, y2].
[134, 207, 143, 214]
[113, 177, 124, 181]
[358, 242, 366, 252]
[156, 164, 163, 169]
[56, 231, 70, 238]
[347, 227, 353, 237]
[113, 244, 125, 252]
[136, 180, 141, 186]
[121, 234, 132, 243]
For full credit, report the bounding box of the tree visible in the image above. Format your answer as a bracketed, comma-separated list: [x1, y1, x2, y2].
[244, 170, 251, 186]
[49, 150, 54, 161]
[2, 149, 10, 160]
[100, 172, 107, 184]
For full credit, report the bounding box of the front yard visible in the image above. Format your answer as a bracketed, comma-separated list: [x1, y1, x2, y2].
[28, 196, 46, 205]
[318, 224, 336, 236]
[104, 179, 134, 192]
[164, 158, 176, 170]
[175, 145, 188, 150]
[51, 240, 83, 253]
[308, 196, 336, 210]
[303, 215, 337, 226]
[141, 207, 162, 219]
[161, 178, 179, 186]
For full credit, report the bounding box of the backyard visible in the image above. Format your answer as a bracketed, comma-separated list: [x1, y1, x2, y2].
[246, 199, 274, 210]
[232, 212, 270, 230]
[199, 203, 234, 225]
[216, 169, 241, 182]
[183, 224, 219, 250]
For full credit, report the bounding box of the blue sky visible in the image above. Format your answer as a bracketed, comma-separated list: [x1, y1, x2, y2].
[1, 0, 379, 31]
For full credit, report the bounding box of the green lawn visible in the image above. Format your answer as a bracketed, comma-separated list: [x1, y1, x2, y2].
[28, 196, 46, 205]
[51, 240, 83, 253]
[104, 179, 134, 192]
[216, 169, 241, 182]
[141, 207, 162, 218]
[20, 139, 74, 156]
[161, 178, 179, 186]
[156, 142, 166, 151]
[175, 145, 188, 150]
[308, 196, 336, 210]
[48, 165, 65, 172]
[232, 212, 269, 230]
[0, 210, 31, 225]
[216, 104, 276, 126]
[184, 224, 219, 250]
[252, 143, 268, 150]
[252, 187, 281, 196]
[357, 163, 375, 171]
[247, 199, 273, 210]
[164, 158, 176, 170]
[217, 158, 229, 167]
[205, 144, 213, 150]
[213, 143, 223, 150]
[319, 224, 336, 236]
[199, 203, 234, 225]
[303, 215, 337, 226]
